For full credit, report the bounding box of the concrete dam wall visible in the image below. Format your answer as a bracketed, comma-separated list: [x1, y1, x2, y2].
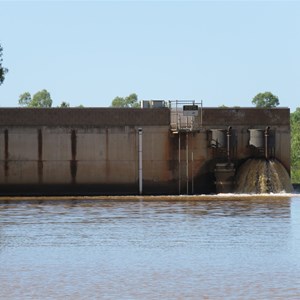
[0, 107, 290, 195]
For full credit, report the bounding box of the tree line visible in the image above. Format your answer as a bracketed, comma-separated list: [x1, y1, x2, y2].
[291, 108, 300, 183]
[0, 44, 8, 86]
[18, 90, 73, 108]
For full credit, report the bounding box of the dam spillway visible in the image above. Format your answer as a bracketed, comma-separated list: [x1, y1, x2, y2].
[0, 106, 291, 196]
[235, 158, 293, 194]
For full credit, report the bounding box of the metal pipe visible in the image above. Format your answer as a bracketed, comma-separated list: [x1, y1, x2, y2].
[178, 132, 181, 195]
[191, 132, 194, 195]
[191, 151, 194, 195]
[227, 126, 232, 162]
[265, 126, 270, 160]
[138, 128, 143, 195]
[200, 100, 203, 128]
[186, 132, 189, 195]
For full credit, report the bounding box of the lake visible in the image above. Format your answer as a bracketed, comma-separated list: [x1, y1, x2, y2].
[1, 195, 300, 299]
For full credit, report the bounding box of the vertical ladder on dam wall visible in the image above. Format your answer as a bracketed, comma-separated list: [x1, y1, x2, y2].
[168, 100, 203, 195]
[141, 99, 203, 195]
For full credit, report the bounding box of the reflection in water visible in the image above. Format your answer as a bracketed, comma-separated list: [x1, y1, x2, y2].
[235, 158, 293, 193]
[0, 196, 300, 299]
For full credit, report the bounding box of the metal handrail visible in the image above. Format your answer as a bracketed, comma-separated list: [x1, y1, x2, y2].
[169, 100, 203, 132]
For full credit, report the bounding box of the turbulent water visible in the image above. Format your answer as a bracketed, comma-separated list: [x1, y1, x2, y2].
[235, 158, 293, 194]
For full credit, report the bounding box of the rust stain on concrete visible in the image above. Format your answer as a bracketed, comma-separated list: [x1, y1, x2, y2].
[105, 128, 110, 180]
[4, 129, 9, 179]
[70, 129, 77, 184]
[38, 129, 43, 183]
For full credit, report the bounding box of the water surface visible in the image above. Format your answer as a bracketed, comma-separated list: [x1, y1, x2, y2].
[1, 195, 300, 299]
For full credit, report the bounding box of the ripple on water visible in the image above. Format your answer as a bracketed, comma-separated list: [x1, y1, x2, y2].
[0, 196, 300, 299]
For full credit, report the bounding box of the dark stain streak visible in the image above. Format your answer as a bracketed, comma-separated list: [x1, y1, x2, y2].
[71, 129, 77, 160]
[38, 129, 43, 160]
[105, 127, 109, 179]
[70, 129, 77, 183]
[4, 129, 9, 179]
[38, 129, 43, 183]
[70, 161, 77, 184]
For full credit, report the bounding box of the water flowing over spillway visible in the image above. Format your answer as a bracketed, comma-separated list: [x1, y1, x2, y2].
[235, 158, 293, 194]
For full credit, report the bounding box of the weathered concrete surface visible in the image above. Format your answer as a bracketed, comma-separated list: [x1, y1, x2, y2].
[0, 126, 173, 192]
[0, 107, 291, 195]
[198, 107, 290, 126]
[0, 108, 170, 126]
[0, 106, 175, 195]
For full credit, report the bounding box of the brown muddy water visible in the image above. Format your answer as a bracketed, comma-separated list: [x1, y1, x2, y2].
[1, 194, 300, 299]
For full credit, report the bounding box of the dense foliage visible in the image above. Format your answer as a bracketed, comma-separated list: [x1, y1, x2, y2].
[0, 43, 8, 86]
[252, 92, 280, 108]
[18, 90, 82, 107]
[59, 101, 70, 108]
[291, 108, 300, 183]
[19, 90, 53, 108]
[111, 93, 140, 108]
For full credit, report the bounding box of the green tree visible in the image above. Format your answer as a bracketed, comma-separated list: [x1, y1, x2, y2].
[18, 92, 32, 106]
[252, 92, 280, 108]
[291, 107, 300, 183]
[18, 89, 53, 108]
[0, 43, 8, 86]
[111, 93, 140, 108]
[291, 107, 300, 123]
[59, 101, 70, 108]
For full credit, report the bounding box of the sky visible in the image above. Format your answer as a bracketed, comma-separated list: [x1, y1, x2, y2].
[0, 1, 299, 111]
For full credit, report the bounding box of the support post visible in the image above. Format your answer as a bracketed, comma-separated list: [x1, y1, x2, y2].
[200, 100, 203, 128]
[191, 132, 194, 195]
[265, 126, 270, 160]
[178, 132, 181, 195]
[138, 128, 143, 195]
[227, 126, 232, 163]
[191, 151, 194, 195]
[186, 132, 189, 195]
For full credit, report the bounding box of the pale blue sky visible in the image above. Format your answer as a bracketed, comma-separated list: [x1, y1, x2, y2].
[0, 1, 299, 111]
